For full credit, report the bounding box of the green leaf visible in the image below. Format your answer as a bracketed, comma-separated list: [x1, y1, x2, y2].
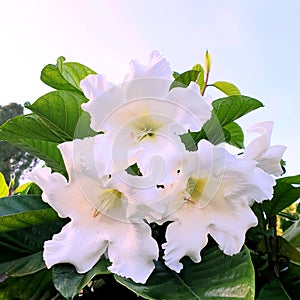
[257, 278, 291, 300]
[0, 114, 65, 172]
[0, 219, 67, 263]
[223, 122, 244, 149]
[0, 114, 64, 143]
[181, 95, 263, 150]
[170, 70, 201, 90]
[283, 221, 300, 251]
[278, 236, 300, 265]
[0, 172, 9, 198]
[26, 90, 96, 140]
[56, 56, 97, 91]
[115, 245, 255, 300]
[13, 182, 32, 195]
[41, 56, 96, 93]
[0, 90, 97, 171]
[0, 195, 59, 232]
[263, 175, 300, 218]
[210, 81, 241, 96]
[40, 64, 80, 93]
[0, 269, 57, 300]
[0, 252, 45, 279]
[192, 64, 205, 90]
[53, 258, 111, 300]
[280, 263, 300, 300]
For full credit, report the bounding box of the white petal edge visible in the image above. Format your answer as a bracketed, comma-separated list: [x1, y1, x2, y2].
[44, 219, 108, 273]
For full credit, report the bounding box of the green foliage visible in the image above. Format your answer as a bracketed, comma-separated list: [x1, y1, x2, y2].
[53, 259, 111, 300]
[209, 81, 241, 96]
[180, 95, 263, 150]
[41, 56, 96, 93]
[257, 278, 291, 300]
[263, 175, 300, 217]
[116, 246, 255, 300]
[0, 195, 59, 232]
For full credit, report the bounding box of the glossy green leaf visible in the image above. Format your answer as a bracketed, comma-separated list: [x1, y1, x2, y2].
[53, 258, 111, 300]
[170, 70, 201, 89]
[181, 95, 263, 150]
[115, 246, 255, 300]
[0, 252, 45, 280]
[223, 122, 244, 149]
[0, 269, 57, 300]
[26, 90, 96, 140]
[56, 56, 96, 91]
[283, 221, 300, 251]
[0, 219, 67, 263]
[257, 278, 291, 300]
[13, 182, 32, 195]
[210, 81, 241, 96]
[0, 173, 9, 198]
[0, 114, 64, 143]
[40, 64, 80, 93]
[0, 195, 59, 232]
[280, 263, 300, 300]
[41, 56, 96, 92]
[278, 236, 300, 265]
[0, 90, 96, 171]
[192, 64, 205, 90]
[263, 175, 300, 218]
[0, 114, 65, 172]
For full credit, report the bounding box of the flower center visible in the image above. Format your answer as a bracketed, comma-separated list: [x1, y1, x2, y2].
[184, 177, 207, 204]
[130, 115, 163, 144]
[93, 188, 123, 217]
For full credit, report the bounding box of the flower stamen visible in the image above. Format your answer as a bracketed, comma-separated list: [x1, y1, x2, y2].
[93, 209, 100, 218]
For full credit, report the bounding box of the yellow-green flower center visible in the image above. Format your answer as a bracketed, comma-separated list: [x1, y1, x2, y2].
[131, 115, 163, 143]
[184, 177, 207, 203]
[93, 189, 123, 216]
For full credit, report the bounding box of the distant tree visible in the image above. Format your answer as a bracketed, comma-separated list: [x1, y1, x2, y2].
[0, 103, 38, 187]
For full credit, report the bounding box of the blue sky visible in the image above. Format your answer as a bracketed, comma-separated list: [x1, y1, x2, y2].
[1, 0, 300, 175]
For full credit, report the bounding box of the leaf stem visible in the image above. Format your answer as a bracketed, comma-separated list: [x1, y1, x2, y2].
[201, 70, 210, 96]
[268, 215, 280, 277]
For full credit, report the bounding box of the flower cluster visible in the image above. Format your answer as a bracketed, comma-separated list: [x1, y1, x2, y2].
[28, 51, 286, 283]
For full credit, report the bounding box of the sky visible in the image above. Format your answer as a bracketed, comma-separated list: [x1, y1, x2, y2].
[0, 0, 300, 176]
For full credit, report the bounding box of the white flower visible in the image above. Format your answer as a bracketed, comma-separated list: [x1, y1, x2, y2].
[242, 121, 287, 176]
[80, 51, 212, 178]
[161, 140, 276, 273]
[27, 137, 164, 284]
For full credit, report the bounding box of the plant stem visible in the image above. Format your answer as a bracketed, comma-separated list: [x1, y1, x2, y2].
[201, 70, 210, 96]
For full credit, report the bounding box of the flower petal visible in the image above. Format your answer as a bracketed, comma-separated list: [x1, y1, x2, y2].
[166, 82, 212, 132]
[124, 51, 172, 81]
[243, 166, 276, 204]
[257, 145, 286, 176]
[243, 121, 286, 176]
[81, 75, 125, 132]
[162, 205, 209, 272]
[207, 195, 258, 256]
[107, 220, 159, 283]
[27, 167, 90, 219]
[43, 219, 108, 273]
[80, 74, 113, 101]
[44, 214, 158, 283]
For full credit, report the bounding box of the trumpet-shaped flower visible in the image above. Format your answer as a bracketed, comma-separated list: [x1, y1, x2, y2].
[162, 140, 277, 273]
[80, 51, 212, 177]
[27, 137, 168, 284]
[243, 121, 287, 176]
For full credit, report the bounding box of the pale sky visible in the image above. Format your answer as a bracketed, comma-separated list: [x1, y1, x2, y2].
[0, 0, 300, 175]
